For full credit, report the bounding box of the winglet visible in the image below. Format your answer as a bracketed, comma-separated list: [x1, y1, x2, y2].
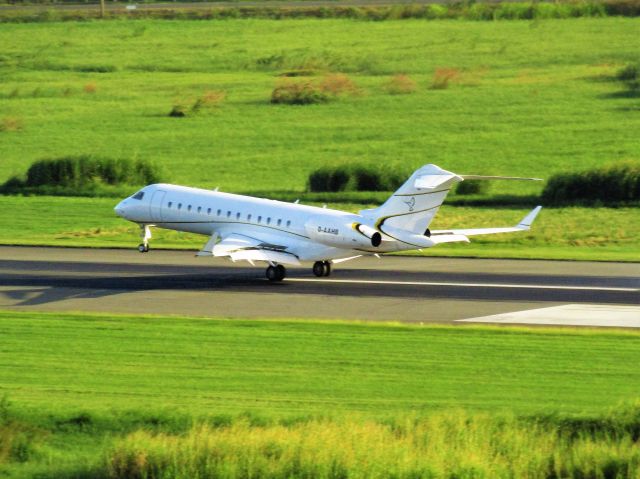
[518, 206, 542, 229]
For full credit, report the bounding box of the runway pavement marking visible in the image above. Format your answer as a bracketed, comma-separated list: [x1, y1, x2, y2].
[456, 304, 640, 328]
[285, 278, 639, 292]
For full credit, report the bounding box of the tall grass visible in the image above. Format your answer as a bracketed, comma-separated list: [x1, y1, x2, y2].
[105, 405, 640, 479]
[383, 74, 417, 95]
[271, 74, 358, 105]
[0, 397, 40, 465]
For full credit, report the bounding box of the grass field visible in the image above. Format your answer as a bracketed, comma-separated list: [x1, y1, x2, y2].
[1, 18, 639, 195]
[1, 195, 638, 260]
[1, 17, 639, 260]
[1, 310, 640, 477]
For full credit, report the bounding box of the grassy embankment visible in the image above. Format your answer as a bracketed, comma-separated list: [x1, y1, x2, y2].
[0, 18, 639, 260]
[1, 310, 640, 477]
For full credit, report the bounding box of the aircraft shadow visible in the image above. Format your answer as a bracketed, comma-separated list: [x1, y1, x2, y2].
[0, 269, 636, 307]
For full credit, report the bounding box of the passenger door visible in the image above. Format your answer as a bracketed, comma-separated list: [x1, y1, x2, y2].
[149, 190, 166, 222]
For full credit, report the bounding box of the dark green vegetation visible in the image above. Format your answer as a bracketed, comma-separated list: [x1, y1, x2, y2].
[307, 163, 409, 192]
[543, 161, 640, 205]
[1, 156, 162, 196]
[0, 310, 639, 477]
[3, 0, 640, 23]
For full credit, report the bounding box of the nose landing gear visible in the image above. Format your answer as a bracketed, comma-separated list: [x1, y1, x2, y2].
[266, 264, 286, 282]
[138, 225, 152, 253]
[312, 261, 331, 277]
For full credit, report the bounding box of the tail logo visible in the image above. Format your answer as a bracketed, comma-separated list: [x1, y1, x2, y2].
[403, 197, 416, 212]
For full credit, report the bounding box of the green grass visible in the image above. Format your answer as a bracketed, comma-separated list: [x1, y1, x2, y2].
[0, 18, 639, 197]
[3, 310, 640, 416]
[1, 195, 638, 261]
[1, 310, 640, 477]
[1, 18, 638, 260]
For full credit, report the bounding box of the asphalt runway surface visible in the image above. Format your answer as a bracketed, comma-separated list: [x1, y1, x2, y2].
[0, 246, 637, 322]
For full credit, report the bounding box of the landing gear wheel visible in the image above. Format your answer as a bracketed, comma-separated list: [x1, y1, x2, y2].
[138, 243, 149, 253]
[312, 261, 326, 277]
[322, 261, 331, 277]
[266, 264, 286, 282]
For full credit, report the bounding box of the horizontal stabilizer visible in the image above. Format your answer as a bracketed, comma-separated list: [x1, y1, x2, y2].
[431, 206, 542, 237]
[414, 172, 462, 189]
[460, 175, 543, 181]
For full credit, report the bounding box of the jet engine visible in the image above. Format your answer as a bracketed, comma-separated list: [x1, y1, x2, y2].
[305, 216, 381, 249]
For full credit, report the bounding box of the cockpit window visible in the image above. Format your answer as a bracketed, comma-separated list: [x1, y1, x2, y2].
[132, 191, 144, 200]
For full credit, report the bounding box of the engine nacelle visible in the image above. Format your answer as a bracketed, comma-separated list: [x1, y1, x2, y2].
[380, 225, 435, 248]
[305, 216, 381, 249]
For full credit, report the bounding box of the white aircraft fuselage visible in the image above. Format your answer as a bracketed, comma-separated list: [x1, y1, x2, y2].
[115, 183, 393, 262]
[114, 164, 542, 281]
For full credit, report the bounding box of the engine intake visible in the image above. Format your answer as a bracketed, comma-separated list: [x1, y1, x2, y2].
[354, 223, 382, 247]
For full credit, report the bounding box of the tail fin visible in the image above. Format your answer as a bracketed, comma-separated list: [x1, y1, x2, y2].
[359, 164, 462, 235]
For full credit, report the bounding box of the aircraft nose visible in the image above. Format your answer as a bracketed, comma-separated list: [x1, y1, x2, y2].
[114, 200, 127, 218]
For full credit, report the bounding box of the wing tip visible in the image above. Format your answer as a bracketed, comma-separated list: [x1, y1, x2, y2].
[518, 205, 542, 228]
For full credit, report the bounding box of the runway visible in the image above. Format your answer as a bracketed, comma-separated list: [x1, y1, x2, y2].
[0, 246, 637, 323]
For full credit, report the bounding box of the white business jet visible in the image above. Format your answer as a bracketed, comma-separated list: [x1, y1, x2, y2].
[114, 164, 541, 281]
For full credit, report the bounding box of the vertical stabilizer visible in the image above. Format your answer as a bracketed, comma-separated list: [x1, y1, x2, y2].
[359, 164, 462, 235]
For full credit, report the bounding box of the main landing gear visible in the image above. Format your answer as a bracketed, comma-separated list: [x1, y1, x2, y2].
[138, 225, 152, 253]
[266, 264, 286, 282]
[312, 261, 331, 277]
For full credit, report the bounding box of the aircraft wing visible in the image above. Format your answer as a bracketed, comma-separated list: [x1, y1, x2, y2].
[430, 206, 541, 239]
[211, 233, 301, 265]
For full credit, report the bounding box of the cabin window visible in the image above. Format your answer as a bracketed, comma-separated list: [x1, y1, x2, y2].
[132, 191, 144, 200]
[188, 205, 192, 212]
[236, 212, 241, 220]
[217, 209, 221, 216]
[207, 208, 211, 215]
[168, 202, 172, 208]
[286, 220, 291, 227]
[258, 216, 262, 223]
[226, 211, 231, 218]
[277, 219, 282, 226]
[267, 217, 271, 225]
[197, 206, 202, 213]
[178, 203, 182, 210]
[247, 214, 252, 221]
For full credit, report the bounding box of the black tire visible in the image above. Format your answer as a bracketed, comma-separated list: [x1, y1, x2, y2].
[138, 243, 147, 253]
[322, 261, 331, 277]
[312, 261, 325, 277]
[266, 266, 276, 281]
[266, 265, 284, 282]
